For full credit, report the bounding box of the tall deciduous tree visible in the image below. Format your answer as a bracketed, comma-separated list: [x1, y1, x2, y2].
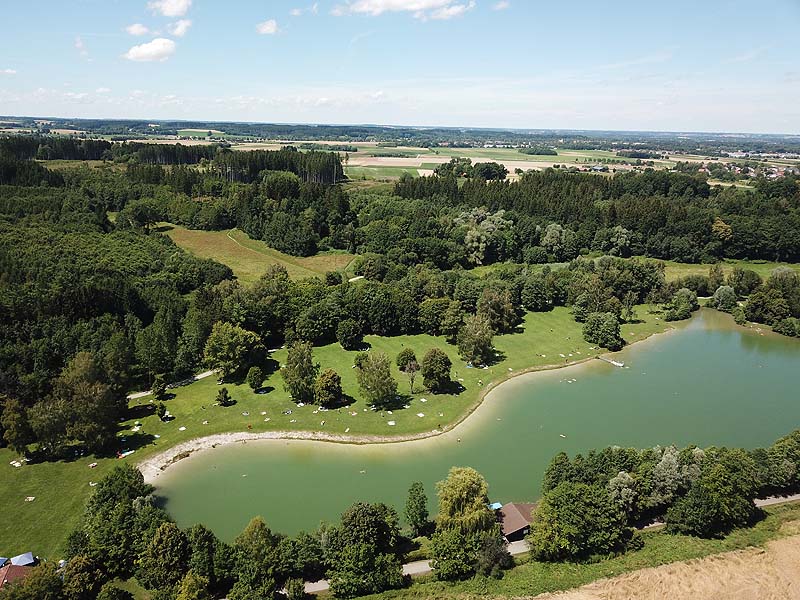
[314, 368, 343, 408]
[355, 352, 397, 408]
[421, 348, 452, 393]
[203, 321, 263, 380]
[405, 481, 429, 537]
[281, 342, 318, 404]
[135, 522, 190, 591]
[435, 466, 495, 534]
[1, 397, 34, 455]
[457, 314, 494, 365]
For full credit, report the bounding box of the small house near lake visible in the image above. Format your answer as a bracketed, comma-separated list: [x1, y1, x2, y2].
[497, 502, 536, 542]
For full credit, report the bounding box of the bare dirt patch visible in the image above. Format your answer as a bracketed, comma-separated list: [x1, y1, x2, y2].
[530, 531, 800, 600]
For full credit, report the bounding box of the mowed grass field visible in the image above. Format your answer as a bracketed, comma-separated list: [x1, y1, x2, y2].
[657, 258, 800, 282]
[0, 306, 671, 559]
[162, 225, 355, 284]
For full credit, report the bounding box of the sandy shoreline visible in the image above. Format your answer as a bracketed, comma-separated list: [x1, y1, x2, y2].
[139, 322, 686, 483]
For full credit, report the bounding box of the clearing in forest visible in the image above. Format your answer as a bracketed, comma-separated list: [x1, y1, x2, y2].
[163, 225, 355, 284]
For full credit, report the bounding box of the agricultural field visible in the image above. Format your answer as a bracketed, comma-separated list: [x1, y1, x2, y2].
[162, 225, 355, 284]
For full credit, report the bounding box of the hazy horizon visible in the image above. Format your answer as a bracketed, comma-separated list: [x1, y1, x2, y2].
[2, 0, 799, 134]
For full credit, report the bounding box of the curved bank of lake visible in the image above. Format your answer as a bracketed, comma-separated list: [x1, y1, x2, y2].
[154, 310, 800, 540]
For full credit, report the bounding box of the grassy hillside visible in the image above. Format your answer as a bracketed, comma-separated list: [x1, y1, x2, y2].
[162, 225, 355, 284]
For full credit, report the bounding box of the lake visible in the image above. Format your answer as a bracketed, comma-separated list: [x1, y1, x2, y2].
[155, 310, 800, 541]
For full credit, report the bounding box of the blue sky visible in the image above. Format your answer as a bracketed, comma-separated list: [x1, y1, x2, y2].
[1, 0, 798, 133]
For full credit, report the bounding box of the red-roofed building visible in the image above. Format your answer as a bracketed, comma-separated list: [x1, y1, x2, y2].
[0, 564, 33, 590]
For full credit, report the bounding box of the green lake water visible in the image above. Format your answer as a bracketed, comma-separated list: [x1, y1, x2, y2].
[155, 310, 800, 541]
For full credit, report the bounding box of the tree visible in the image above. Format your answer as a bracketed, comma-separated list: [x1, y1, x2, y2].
[436, 467, 495, 534]
[336, 319, 362, 350]
[430, 528, 476, 581]
[1, 397, 34, 455]
[396, 349, 419, 394]
[186, 524, 222, 593]
[356, 352, 398, 408]
[474, 529, 513, 578]
[420, 348, 452, 393]
[622, 290, 638, 323]
[135, 522, 190, 591]
[528, 482, 628, 561]
[62, 554, 107, 600]
[281, 342, 318, 404]
[396, 348, 417, 370]
[419, 298, 450, 335]
[246, 366, 264, 392]
[709, 263, 725, 291]
[711, 285, 737, 312]
[582, 312, 624, 351]
[477, 288, 518, 333]
[664, 288, 699, 321]
[175, 572, 211, 600]
[96, 584, 134, 600]
[156, 401, 167, 419]
[216, 388, 234, 407]
[285, 577, 306, 600]
[203, 321, 263, 380]
[441, 300, 465, 344]
[666, 449, 758, 538]
[151, 373, 168, 401]
[327, 543, 403, 599]
[230, 517, 286, 600]
[404, 481, 429, 537]
[521, 276, 551, 312]
[314, 369, 343, 408]
[457, 313, 494, 365]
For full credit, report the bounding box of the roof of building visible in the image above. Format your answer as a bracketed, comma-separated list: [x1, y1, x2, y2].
[0, 564, 33, 589]
[10, 553, 34, 567]
[499, 502, 536, 536]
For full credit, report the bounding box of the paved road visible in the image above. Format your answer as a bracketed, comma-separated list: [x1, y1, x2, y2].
[304, 495, 800, 594]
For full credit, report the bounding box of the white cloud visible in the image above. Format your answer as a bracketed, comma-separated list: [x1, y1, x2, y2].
[126, 23, 150, 35]
[492, 1, 509, 9]
[292, 3, 319, 16]
[168, 19, 192, 37]
[96, 87, 112, 93]
[75, 36, 89, 58]
[123, 38, 177, 62]
[333, 0, 475, 19]
[430, 1, 474, 19]
[256, 19, 279, 34]
[1, 68, 16, 75]
[148, 0, 192, 17]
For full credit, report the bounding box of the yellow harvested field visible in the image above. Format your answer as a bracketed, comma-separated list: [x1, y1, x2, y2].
[531, 528, 800, 600]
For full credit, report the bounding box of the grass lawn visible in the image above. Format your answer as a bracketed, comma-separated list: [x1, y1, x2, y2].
[657, 257, 800, 282]
[162, 225, 355, 284]
[363, 502, 800, 600]
[0, 306, 670, 559]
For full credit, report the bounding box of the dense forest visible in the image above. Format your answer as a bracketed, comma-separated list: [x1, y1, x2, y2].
[1, 136, 799, 461]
